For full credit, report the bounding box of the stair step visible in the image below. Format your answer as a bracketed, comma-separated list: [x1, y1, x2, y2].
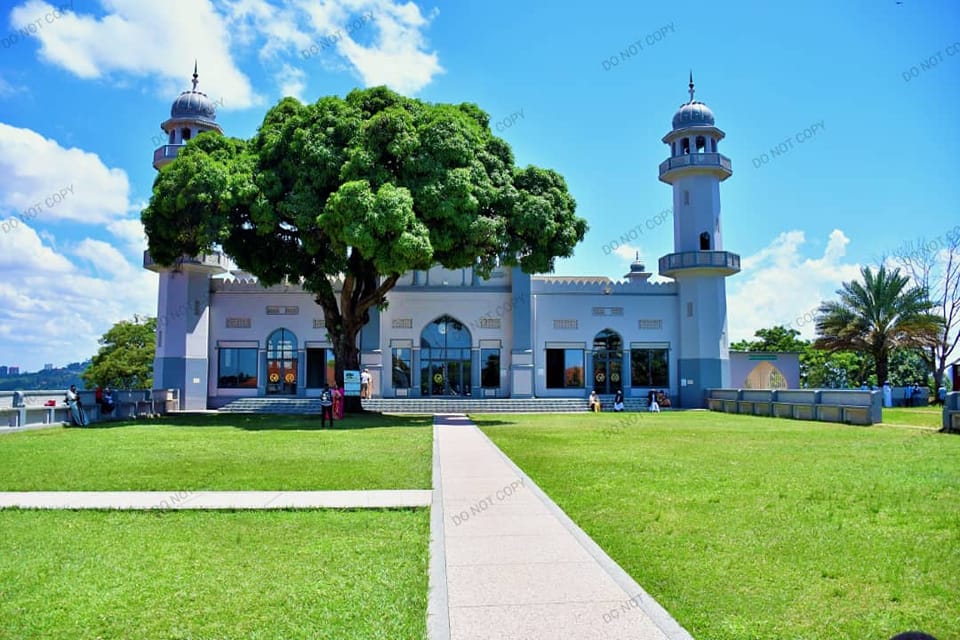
[216, 396, 651, 415]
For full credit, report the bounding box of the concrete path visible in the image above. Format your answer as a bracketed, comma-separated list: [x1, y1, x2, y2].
[428, 414, 694, 640]
[0, 490, 432, 510]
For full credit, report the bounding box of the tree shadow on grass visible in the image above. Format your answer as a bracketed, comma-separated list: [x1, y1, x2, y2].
[137, 412, 434, 431]
[467, 417, 523, 427]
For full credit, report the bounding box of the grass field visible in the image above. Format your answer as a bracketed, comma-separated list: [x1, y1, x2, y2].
[881, 405, 945, 429]
[0, 509, 428, 640]
[0, 413, 432, 491]
[476, 411, 960, 640]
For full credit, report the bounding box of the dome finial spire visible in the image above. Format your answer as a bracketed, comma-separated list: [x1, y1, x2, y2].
[192, 60, 199, 91]
[688, 70, 695, 103]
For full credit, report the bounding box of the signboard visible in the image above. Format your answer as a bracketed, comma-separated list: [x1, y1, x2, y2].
[344, 370, 361, 397]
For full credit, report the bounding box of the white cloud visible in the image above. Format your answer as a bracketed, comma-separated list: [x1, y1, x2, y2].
[9, 0, 259, 109]
[612, 243, 639, 262]
[0, 75, 28, 98]
[0, 222, 157, 371]
[336, 1, 443, 94]
[274, 63, 307, 101]
[0, 125, 157, 371]
[0, 122, 131, 225]
[221, 0, 443, 96]
[728, 229, 862, 342]
[106, 217, 148, 256]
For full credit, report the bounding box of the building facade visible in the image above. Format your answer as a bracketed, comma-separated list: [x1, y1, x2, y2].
[146, 72, 740, 410]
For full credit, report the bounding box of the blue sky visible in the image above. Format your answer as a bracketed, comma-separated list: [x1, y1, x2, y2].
[1, 0, 958, 371]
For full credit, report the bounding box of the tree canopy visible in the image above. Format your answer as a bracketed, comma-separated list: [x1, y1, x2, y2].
[142, 87, 587, 398]
[814, 265, 942, 384]
[82, 316, 156, 390]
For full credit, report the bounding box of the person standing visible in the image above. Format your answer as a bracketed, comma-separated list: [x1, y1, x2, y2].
[331, 384, 342, 421]
[882, 381, 893, 408]
[100, 388, 115, 416]
[360, 368, 372, 399]
[648, 389, 660, 413]
[320, 384, 334, 428]
[65, 384, 87, 426]
[937, 384, 947, 406]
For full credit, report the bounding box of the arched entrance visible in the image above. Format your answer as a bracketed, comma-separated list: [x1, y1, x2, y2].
[592, 329, 623, 394]
[266, 328, 298, 395]
[420, 315, 472, 396]
[744, 361, 788, 389]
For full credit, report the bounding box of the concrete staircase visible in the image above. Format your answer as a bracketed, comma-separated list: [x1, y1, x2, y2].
[218, 397, 324, 414]
[361, 394, 649, 414]
[217, 395, 650, 415]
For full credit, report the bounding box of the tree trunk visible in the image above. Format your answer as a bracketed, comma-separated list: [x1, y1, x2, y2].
[332, 322, 365, 413]
[312, 254, 401, 414]
[875, 350, 889, 387]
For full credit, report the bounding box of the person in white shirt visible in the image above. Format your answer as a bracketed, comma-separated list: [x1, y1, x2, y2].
[360, 368, 372, 399]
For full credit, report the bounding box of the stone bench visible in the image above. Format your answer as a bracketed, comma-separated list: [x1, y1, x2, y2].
[944, 392, 960, 433]
[709, 389, 881, 425]
[735, 399, 773, 417]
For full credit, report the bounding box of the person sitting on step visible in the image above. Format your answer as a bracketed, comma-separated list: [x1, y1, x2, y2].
[588, 390, 601, 413]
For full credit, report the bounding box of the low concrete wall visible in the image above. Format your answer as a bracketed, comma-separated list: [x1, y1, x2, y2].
[944, 392, 960, 432]
[706, 389, 882, 425]
[0, 389, 179, 429]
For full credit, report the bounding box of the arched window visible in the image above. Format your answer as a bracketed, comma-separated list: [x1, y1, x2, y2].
[695, 136, 706, 152]
[700, 232, 711, 250]
[181, 128, 192, 141]
[744, 362, 788, 389]
[420, 315, 472, 396]
[591, 329, 623, 394]
[266, 329, 298, 395]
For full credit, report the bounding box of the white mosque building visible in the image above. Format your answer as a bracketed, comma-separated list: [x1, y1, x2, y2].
[146, 72, 740, 410]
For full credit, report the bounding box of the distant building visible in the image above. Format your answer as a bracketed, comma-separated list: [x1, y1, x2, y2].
[8, 366, 19, 376]
[44, 363, 54, 370]
[0, 366, 7, 377]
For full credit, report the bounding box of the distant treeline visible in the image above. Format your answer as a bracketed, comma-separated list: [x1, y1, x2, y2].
[0, 364, 88, 391]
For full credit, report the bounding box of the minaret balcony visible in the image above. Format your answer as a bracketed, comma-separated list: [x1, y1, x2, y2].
[153, 144, 185, 170]
[144, 250, 229, 274]
[659, 152, 732, 183]
[659, 250, 741, 278]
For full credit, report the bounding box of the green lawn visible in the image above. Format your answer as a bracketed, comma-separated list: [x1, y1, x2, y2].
[0, 509, 428, 640]
[476, 411, 960, 640]
[0, 413, 432, 491]
[881, 405, 944, 428]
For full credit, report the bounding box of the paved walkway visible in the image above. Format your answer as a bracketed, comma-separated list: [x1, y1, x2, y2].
[0, 490, 431, 510]
[428, 414, 693, 640]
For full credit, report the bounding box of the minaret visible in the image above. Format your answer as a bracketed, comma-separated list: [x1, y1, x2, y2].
[145, 64, 226, 410]
[658, 73, 740, 408]
[152, 62, 223, 170]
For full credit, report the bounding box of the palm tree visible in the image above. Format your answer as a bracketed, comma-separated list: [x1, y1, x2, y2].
[814, 265, 943, 385]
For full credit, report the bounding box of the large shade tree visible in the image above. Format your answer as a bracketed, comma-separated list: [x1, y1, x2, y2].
[142, 87, 587, 404]
[814, 265, 943, 384]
